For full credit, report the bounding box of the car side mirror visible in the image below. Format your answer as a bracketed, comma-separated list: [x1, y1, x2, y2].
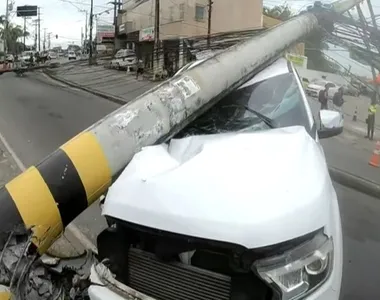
[318, 110, 344, 139]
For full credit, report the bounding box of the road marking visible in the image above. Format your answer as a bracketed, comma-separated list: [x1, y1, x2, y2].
[0, 130, 98, 253]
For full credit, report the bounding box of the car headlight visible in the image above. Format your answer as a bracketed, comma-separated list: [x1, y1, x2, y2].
[254, 232, 333, 300]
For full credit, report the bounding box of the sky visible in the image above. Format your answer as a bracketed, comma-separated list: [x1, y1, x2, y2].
[1, 0, 380, 77]
[1, 0, 114, 48]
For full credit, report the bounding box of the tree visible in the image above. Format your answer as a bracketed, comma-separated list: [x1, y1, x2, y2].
[0, 20, 29, 54]
[262, 5, 341, 73]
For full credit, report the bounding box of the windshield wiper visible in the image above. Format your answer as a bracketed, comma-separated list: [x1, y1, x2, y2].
[243, 105, 277, 128]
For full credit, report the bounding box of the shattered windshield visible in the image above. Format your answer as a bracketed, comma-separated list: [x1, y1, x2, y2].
[177, 73, 310, 138]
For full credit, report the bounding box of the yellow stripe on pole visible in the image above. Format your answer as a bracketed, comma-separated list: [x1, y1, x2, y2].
[5, 166, 63, 254]
[0, 292, 11, 300]
[60, 132, 112, 205]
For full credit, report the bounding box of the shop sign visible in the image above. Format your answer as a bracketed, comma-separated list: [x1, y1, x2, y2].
[140, 27, 154, 41]
[286, 53, 308, 68]
[119, 23, 125, 33]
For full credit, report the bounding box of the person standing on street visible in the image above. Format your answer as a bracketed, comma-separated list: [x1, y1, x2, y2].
[135, 58, 143, 80]
[332, 87, 344, 113]
[319, 84, 329, 110]
[366, 93, 377, 140]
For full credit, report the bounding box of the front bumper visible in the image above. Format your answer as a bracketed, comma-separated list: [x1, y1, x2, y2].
[88, 230, 342, 300]
[88, 263, 156, 300]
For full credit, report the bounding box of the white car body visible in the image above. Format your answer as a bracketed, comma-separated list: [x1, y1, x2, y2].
[111, 49, 137, 70]
[48, 51, 57, 59]
[68, 51, 76, 60]
[20, 51, 35, 63]
[305, 79, 339, 99]
[89, 58, 344, 300]
[5, 54, 14, 62]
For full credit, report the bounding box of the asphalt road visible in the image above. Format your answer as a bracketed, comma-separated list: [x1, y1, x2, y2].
[0, 71, 118, 242]
[0, 73, 379, 298]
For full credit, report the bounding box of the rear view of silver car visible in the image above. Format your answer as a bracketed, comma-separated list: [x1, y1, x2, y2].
[111, 49, 138, 71]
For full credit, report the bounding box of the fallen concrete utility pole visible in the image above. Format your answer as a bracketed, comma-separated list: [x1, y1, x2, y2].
[0, 0, 363, 262]
[0, 63, 60, 75]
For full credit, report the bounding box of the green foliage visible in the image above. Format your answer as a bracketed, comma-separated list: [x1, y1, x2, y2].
[0, 15, 30, 54]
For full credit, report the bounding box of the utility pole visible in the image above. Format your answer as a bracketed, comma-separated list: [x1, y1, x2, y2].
[43, 28, 47, 51]
[89, 0, 94, 64]
[113, 0, 117, 52]
[4, 0, 9, 53]
[38, 7, 41, 51]
[154, 0, 160, 76]
[0, 0, 364, 273]
[355, 5, 377, 90]
[23, 17, 27, 51]
[85, 11, 88, 53]
[207, 0, 213, 48]
[48, 32, 52, 50]
[33, 20, 38, 50]
[367, 0, 378, 30]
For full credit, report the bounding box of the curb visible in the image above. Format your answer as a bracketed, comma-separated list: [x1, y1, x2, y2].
[43, 69, 127, 106]
[329, 166, 380, 199]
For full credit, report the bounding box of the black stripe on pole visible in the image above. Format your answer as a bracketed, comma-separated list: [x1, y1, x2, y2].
[0, 187, 24, 232]
[37, 149, 88, 227]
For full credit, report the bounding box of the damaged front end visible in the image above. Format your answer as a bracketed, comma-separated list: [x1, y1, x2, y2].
[91, 221, 274, 300]
[89, 219, 333, 300]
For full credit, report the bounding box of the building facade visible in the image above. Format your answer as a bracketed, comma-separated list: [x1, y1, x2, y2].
[117, 0, 263, 76]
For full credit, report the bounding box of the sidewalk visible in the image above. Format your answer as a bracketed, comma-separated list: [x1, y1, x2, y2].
[322, 128, 380, 184]
[45, 62, 158, 104]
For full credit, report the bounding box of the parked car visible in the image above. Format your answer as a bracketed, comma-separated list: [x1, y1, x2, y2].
[305, 78, 339, 99]
[48, 51, 58, 59]
[110, 49, 137, 70]
[5, 54, 14, 62]
[20, 51, 35, 65]
[342, 83, 359, 96]
[68, 51, 76, 60]
[88, 58, 344, 300]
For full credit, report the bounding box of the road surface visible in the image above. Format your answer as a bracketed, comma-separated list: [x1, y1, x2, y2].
[0, 71, 117, 244]
[0, 73, 379, 298]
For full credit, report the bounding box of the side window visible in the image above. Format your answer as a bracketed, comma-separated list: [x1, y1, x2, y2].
[169, 6, 174, 21]
[293, 68, 315, 131]
[195, 5, 205, 20]
[179, 3, 185, 19]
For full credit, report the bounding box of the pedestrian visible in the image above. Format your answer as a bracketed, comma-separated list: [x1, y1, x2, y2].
[318, 84, 329, 110]
[332, 87, 344, 113]
[14, 54, 20, 69]
[29, 52, 34, 66]
[365, 92, 377, 140]
[135, 58, 143, 80]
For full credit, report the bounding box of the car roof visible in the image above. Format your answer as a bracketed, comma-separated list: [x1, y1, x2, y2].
[238, 58, 290, 89]
[179, 57, 291, 88]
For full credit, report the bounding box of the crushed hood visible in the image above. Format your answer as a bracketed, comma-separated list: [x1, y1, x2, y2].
[102, 126, 334, 248]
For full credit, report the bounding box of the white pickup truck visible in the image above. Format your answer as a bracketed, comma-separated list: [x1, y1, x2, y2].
[88, 57, 344, 300]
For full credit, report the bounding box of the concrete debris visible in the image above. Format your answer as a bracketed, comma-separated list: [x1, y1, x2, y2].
[40, 255, 60, 267]
[0, 229, 97, 299]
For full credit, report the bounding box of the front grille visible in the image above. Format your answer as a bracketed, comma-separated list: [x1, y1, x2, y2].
[128, 248, 231, 300]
